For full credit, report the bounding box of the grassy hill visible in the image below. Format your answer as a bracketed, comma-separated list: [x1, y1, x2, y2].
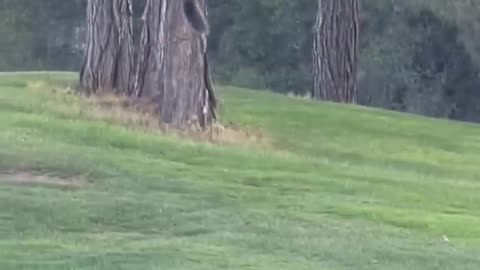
[0, 72, 479, 269]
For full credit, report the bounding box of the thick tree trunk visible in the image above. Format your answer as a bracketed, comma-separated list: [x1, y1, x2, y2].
[312, 0, 360, 103]
[134, 0, 216, 128]
[79, 0, 134, 95]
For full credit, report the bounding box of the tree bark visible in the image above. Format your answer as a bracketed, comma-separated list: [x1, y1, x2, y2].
[79, 0, 134, 95]
[312, 0, 360, 103]
[134, 0, 216, 128]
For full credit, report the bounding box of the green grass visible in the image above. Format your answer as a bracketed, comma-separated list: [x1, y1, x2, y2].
[0, 71, 479, 269]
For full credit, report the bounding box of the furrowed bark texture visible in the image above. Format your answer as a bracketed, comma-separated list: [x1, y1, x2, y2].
[312, 0, 360, 103]
[79, 0, 134, 94]
[134, 0, 216, 127]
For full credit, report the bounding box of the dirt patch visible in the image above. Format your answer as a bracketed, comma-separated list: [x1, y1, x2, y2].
[0, 171, 86, 187]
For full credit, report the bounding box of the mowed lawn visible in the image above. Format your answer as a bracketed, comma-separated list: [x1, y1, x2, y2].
[0, 72, 479, 269]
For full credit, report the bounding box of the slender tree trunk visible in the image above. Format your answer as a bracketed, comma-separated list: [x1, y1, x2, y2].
[312, 0, 360, 103]
[79, 0, 134, 95]
[134, 0, 216, 128]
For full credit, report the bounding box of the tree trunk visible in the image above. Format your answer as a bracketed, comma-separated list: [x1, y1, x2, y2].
[134, 0, 216, 128]
[312, 0, 360, 103]
[79, 0, 134, 95]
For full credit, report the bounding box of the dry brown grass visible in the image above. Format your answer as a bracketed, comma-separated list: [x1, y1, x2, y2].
[287, 91, 312, 100]
[78, 93, 271, 148]
[25, 78, 271, 148]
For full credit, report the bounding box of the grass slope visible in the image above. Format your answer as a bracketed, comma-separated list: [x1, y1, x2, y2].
[0, 72, 479, 269]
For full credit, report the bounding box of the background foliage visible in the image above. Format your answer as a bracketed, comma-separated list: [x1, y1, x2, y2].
[1, 0, 480, 122]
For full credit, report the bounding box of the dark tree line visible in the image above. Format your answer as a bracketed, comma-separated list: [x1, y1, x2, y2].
[80, 0, 359, 128]
[5, 1, 478, 123]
